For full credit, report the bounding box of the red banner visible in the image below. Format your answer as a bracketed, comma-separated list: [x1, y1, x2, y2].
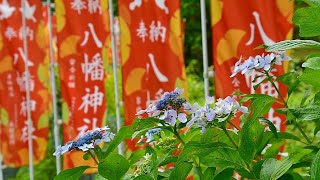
[211, 0, 293, 131]
[0, 0, 51, 167]
[55, 0, 110, 171]
[118, 0, 187, 150]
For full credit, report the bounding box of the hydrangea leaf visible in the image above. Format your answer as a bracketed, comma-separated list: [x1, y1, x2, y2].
[169, 162, 193, 180]
[98, 154, 129, 180]
[311, 150, 320, 180]
[263, 40, 320, 52]
[54, 166, 90, 180]
[293, 7, 320, 37]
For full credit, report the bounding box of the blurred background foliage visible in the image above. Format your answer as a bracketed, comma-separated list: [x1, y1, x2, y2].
[3, 0, 319, 179]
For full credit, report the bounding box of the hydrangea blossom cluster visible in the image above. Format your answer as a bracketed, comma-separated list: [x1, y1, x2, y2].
[136, 88, 187, 126]
[186, 96, 248, 133]
[136, 88, 248, 135]
[53, 126, 115, 156]
[230, 52, 291, 77]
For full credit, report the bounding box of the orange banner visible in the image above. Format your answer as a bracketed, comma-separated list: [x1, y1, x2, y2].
[0, 0, 51, 167]
[118, 0, 187, 151]
[211, 0, 293, 131]
[55, 0, 110, 171]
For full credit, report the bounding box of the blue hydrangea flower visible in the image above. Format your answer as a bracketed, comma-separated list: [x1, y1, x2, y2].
[53, 126, 114, 156]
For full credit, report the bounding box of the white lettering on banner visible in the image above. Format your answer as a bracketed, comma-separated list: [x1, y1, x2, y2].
[6, 74, 14, 97]
[0, 0, 15, 20]
[16, 47, 34, 66]
[76, 118, 98, 139]
[136, 96, 142, 118]
[81, 53, 104, 82]
[71, 0, 102, 14]
[232, 77, 240, 87]
[88, 0, 102, 14]
[21, 120, 37, 142]
[147, 53, 168, 82]
[18, 26, 34, 41]
[20, 98, 36, 116]
[78, 86, 104, 114]
[19, 0, 37, 22]
[71, 0, 86, 14]
[68, 59, 76, 88]
[80, 23, 102, 48]
[149, 21, 166, 43]
[129, 0, 169, 14]
[146, 89, 163, 108]
[245, 11, 275, 46]
[4, 27, 16, 40]
[136, 20, 167, 43]
[16, 71, 35, 92]
[136, 20, 148, 42]
[9, 122, 15, 145]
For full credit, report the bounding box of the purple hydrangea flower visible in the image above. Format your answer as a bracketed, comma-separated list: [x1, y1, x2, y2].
[230, 52, 290, 77]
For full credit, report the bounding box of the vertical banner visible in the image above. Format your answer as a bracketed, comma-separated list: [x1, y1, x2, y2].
[118, 0, 187, 150]
[211, 0, 293, 131]
[0, 0, 51, 167]
[55, 0, 110, 171]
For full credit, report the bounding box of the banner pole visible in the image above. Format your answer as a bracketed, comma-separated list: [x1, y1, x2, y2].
[46, 1, 61, 174]
[200, 0, 209, 98]
[21, 0, 34, 179]
[0, 154, 3, 180]
[108, 0, 124, 155]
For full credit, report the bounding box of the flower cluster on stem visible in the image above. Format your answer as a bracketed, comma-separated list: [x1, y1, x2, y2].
[53, 126, 115, 156]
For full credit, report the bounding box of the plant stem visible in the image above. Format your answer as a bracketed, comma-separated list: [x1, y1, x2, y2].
[228, 120, 240, 131]
[264, 70, 312, 144]
[88, 150, 99, 165]
[264, 71, 288, 108]
[293, 118, 312, 144]
[222, 127, 239, 149]
[173, 129, 203, 179]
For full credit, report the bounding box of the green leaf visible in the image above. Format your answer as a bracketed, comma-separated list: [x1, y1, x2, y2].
[303, 0, 320, 6]
[94, 146, 105, 162]
[213, 168, 234, 180]
[105, 126, 133, 156]
[128, 149, 145, 165]
[290, 105, 320, 121]
[98, 154, 129, 180]
[299, 68, 320, 88]
[258, 117, 278, 138]
[310, 150, 320, 180]
[134, 175, 153, 180]
[260, 158, 292, 180]
[200, 147, 248, 171]
[293, 7, 320, 37]
[300, 89, 311, 107]
[132, 117, 160, 131]
[264, 40, 320, 52]
[260, 148, 312, 180]
[54, 166, 90, 180]
[239, 95, 275, 164]
[203, 167, 216, 180]
[197, 128, 239, 148]
[302, 57, 320, 70]
[177, 141, 227, 164]
[277, 132, 301, 142]
[169, 162, 193, 180]
[277, 72, 300, 97]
